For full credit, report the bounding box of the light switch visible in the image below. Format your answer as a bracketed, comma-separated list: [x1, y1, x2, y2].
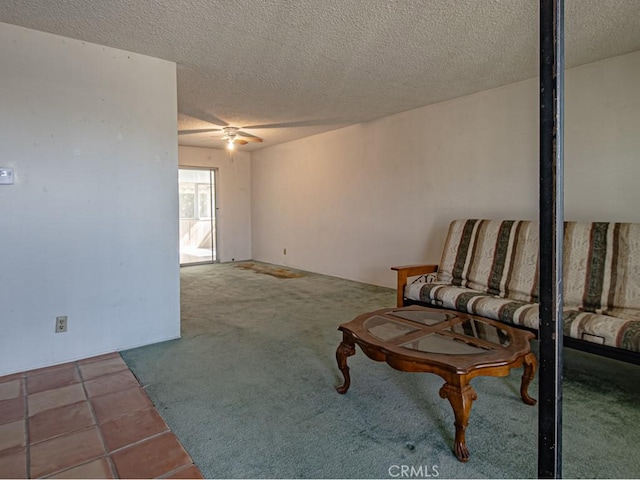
[0, 168, 14, 185]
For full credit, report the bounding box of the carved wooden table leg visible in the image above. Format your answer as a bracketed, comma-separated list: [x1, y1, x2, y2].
[336, 332, 356, 394]
[520, 351, 538, 405]
[439, 382, 478, 462]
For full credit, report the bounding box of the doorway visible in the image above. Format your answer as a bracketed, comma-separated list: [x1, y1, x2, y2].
[178, 168, 218, 265]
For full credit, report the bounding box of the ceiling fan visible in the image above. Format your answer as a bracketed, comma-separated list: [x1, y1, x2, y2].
[219, 127, 263, 150]
[178, 126, 263, 150]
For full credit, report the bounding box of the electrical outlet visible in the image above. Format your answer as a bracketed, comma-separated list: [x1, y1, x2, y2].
[55, 316, 67, 333]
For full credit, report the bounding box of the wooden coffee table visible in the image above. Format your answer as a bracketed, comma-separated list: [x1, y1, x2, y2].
[335, 305, 537, 462]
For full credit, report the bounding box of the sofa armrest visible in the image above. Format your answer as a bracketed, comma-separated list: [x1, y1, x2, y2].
[390, 264, 438, 307]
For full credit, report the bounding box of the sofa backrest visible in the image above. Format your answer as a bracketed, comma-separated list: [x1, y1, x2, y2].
[437, 219, 640, 312]
[437, 220, 539, 303]
[563, 222, 640, 313]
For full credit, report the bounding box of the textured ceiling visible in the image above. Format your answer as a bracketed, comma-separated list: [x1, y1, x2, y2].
[1, 0, 640, 151]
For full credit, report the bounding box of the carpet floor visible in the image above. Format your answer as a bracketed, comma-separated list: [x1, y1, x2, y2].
[121, 262, 640, 478]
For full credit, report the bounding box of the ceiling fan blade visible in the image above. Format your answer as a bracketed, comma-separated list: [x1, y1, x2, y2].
[243, 118, 346, 129]
[179, 107, 229, 128]
[235, 139, 249, 145]
[237, 132, 263, 143]
[178, 128, 222, 135]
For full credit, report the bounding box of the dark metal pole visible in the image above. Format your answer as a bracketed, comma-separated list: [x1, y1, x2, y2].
[539, 0, 564, 478]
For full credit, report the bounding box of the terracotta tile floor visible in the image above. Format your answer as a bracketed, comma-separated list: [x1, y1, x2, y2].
[0, 353, 203, 479]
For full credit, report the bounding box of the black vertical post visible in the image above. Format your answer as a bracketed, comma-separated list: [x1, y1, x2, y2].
[539, 0, 564, 478]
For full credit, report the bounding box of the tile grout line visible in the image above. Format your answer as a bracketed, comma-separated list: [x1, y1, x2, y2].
[41, 454, 112, 480]
[157, 462, 198, 479]
[27, 400, 91, 447]
[107, 428, 171, 455]
[76, 360, 120, 479]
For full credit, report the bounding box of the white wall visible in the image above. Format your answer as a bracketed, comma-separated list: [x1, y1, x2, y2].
[0, 23, 180, 375]
[251, 50, 640, 288]
[178, 146, 251, 262]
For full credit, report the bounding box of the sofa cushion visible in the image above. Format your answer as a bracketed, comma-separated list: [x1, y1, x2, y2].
[406, 282, 539, 328]
[436, 219, 640, 313]
[563, 222, 640, 312]
[405, 283, 640, 353]
[437, 220, 539, 303]
[564, 310, 640, 352]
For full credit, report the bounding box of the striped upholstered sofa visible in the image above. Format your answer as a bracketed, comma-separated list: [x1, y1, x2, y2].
[392, 219, 640, 363]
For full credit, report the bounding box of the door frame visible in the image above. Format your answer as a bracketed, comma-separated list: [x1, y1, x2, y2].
[178, 166, 220, 266]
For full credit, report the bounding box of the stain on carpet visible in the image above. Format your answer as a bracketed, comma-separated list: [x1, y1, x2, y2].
[235, 262, 304, 279]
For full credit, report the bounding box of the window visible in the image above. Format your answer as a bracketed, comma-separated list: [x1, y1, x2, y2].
[179, 183, 211, 220]
[179, 184, 196, 219]
[198, 184, 212, 219]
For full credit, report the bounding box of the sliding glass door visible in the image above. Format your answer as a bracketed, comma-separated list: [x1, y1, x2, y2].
[178, 168, 218, 265]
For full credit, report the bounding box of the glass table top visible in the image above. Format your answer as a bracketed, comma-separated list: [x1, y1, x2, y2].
[388, 309, 454, 325]
[401, 334, 488, 355]
[446, 318, 510, 347]
[363, 316, 418, 341]
[362, 310, 511, 355]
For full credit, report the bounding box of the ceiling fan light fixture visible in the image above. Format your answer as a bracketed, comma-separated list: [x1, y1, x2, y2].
[224, 126, 239, 151]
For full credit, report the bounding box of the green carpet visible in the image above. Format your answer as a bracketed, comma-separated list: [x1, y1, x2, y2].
[121, 262, 640, 478]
